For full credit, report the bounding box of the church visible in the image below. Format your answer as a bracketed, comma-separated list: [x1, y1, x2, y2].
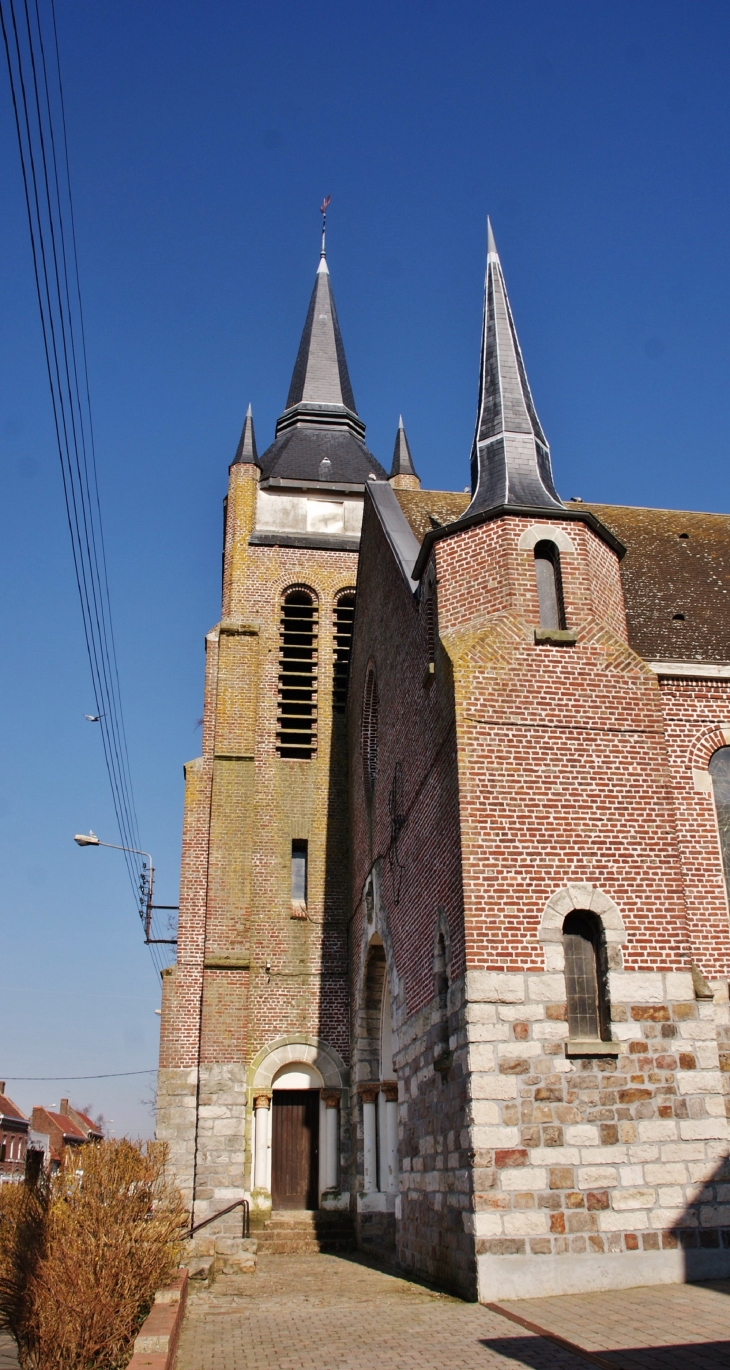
[157, 218, 730, 1300]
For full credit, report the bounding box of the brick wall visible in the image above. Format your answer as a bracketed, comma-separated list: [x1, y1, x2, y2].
[158, 459, 356, 1224]
[349, 495, 730, 1298]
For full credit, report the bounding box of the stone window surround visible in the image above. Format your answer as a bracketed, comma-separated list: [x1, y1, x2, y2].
[539, 883, 626, 1054]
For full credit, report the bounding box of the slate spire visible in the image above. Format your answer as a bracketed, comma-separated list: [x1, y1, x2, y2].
[233, 403, 259, 465]
[256, 226, 387, 485]
[467, 219, 561, 514]
[388, 415, 421, 489]
[281, 244, 359, 424]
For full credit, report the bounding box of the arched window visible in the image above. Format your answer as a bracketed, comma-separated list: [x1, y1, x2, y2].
[710, 747, 730, 894]
[277, 588, 318, 759]
[534, 540, 566, 630]
[361, 665, 379, 793]
[563, 911, 609, 1041]
[433, 928, 451, 1075]
[425, 595, 436, 665]
[333, 591, 356, 714]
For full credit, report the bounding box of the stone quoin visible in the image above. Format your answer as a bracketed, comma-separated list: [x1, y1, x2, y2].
[157, 217, 730, 1300]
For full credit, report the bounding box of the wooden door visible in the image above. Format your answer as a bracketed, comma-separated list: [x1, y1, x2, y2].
[271, 1090, 319, 1209]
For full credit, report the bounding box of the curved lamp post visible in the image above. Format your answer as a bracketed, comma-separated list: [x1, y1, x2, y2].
[73, 832, 177, 944]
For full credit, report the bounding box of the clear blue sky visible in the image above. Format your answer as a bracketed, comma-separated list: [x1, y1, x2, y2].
[1, 1, 729, 1136]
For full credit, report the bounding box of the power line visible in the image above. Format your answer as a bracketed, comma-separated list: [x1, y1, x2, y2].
[4, 1070, 157, 1082]
[0, 0, 168, 976]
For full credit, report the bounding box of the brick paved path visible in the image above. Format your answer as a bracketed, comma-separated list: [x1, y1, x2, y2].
[175, 1254, 729, 1370]
[497, 1280, 730, 1367]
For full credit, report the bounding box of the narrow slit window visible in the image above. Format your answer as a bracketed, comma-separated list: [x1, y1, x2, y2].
[291, 840, 308, 905]
[710, 747, 730, 897]
[333, 592, 356, 714]
[534, 540, 566, 630]
[563, 911, 609, 1040]
[277, 589, 318, 759]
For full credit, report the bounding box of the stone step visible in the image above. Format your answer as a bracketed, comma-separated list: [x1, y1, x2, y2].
[254, 1211, 356, 1254]
[263, 1209, 353, 1227]
[256, 1235, 356, 1254]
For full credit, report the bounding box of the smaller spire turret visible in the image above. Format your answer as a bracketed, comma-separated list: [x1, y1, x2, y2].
[389, 416, 421, 490]
[233, 403, 259, 466]
[467, 219, 561, 515]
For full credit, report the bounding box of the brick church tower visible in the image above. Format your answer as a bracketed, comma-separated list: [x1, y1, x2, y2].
[159, 218, 730, 1299]
[157, 229, 386, 1229]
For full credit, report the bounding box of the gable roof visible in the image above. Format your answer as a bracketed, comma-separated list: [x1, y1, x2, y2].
[0, 1092, 29, 1127]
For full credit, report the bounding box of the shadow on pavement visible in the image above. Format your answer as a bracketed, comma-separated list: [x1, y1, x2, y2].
[480, 1337, 601, 1368]
[481, 1336, 730, 1369]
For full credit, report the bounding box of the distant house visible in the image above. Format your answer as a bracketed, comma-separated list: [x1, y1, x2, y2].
[30, 1098, 103, 1171]
[0, 1083, 29, 1181]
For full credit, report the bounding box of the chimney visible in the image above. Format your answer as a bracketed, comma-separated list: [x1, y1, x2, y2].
[0, 1082, 5, 1094]
[60, 1099, 69, 1115]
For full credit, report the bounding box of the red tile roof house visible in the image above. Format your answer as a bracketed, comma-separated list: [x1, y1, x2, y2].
[0, 1083, 29, 1181]
[30, 1099, 103, 1171]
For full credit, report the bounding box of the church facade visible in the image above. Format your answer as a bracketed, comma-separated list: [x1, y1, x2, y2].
[157, 222, 730, 1300]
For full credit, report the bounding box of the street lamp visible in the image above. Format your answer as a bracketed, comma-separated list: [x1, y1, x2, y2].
[73, 832, 177, 945]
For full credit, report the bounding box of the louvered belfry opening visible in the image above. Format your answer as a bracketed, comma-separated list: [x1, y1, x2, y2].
[278, 588, 318, 759]
[333, 592, 356, 714]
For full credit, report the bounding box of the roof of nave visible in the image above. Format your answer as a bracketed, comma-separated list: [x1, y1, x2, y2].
[393, 488, 470, 541]
[573, 501, 730, 664]
[394, 490, 730, 664]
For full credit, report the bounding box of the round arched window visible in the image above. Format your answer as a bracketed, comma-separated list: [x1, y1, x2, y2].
[361, 665, 379, 793]
[710, 747, 730, 894]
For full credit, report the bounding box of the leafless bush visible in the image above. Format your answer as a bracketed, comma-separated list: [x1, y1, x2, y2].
[0, 1138, 185, 1370]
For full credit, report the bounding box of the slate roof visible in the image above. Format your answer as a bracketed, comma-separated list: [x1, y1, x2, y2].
[572, 502, 730, 664]
[390, 417, 419, 479]
[467, 220, 562, 516]
[285, 256, 356, 413]
[259, 426, 386, 485]
[233, 404, 259, 465]
[394, 490, 730, 665]
[256, 251, 387, 485]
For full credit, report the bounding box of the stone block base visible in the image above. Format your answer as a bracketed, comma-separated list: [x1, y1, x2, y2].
[478, 1247, 730, 1302]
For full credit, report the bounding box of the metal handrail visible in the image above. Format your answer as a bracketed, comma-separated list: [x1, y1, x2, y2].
[189, 1197, 250, 1240]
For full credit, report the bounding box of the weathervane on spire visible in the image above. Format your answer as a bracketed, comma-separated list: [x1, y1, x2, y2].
[320, 196, 331, 257]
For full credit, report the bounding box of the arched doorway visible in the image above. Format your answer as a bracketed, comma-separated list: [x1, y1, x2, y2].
[270, 1063, 322, 1209]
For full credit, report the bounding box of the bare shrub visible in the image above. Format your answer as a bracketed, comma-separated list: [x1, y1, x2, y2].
[0, 1138, 185, 1370]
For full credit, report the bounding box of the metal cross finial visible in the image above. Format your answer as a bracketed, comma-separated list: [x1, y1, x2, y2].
[320, 195, 331, 257]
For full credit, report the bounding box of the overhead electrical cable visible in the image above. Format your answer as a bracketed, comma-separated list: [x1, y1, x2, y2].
[0, 0, 169, 973]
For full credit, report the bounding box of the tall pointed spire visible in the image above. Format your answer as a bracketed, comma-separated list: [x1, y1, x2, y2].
[389, 416, 421, 489]
[257, 214, 387, 485]
[280, 205, 358, 427]
[467, 219, 561, 514]
[233, 403, 259, 465]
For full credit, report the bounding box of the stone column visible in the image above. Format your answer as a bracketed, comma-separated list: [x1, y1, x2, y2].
[253, 1093, 271, 1191]
[381, 1080, 399, 1194]
[321, 1090, 341, 1191]
[358, 1083, 380, 1193]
